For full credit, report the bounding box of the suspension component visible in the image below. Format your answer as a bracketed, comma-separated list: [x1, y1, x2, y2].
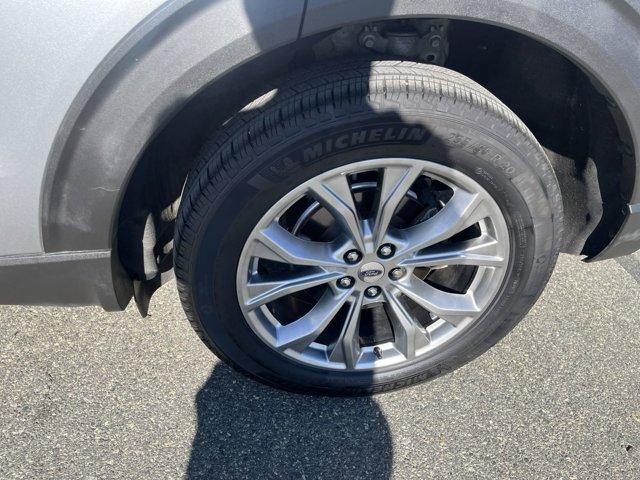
[313, 19, 449, 66]
[359, 19, 449, 65]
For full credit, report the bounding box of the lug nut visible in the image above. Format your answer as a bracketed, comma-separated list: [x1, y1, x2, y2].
[389, 267, 406, 280]
[344, 250, 362, 264]
[377, 244, 395, 258]
[365, 286, 381, 298]
[338, 277, 355, 289]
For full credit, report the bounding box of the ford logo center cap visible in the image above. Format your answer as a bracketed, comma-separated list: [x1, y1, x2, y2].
[358, 262, 385, 283]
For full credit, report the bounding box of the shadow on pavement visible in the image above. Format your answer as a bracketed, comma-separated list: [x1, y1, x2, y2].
[186, 364, 392, 479]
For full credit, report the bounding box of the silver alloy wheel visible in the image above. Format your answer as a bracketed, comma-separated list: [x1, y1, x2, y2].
[236, 158, 510, 371]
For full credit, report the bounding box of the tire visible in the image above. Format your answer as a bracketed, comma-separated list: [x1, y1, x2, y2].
[174, 60, 563, 395]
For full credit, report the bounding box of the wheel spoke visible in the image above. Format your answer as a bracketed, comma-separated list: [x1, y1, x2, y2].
[244, 269, 343, 309]
[383, 290, 430, 360]
[275, 289, 351, 352]
[395, 276, 480, 327]
[308, 173, 365, 251]
[328, 292, 364, 369]
[400, 235, 506, 268]
[253, 222, 345, 268]
[397, 187, 491, 256]
[373, 164, 423, 245]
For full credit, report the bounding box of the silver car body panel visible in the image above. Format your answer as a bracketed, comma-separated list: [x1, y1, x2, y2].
[0, 0, 169, 255]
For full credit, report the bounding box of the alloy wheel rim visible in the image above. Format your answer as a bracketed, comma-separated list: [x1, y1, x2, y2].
[236, 158, 510, 371]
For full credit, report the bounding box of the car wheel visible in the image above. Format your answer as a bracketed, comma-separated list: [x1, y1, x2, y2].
[174, 60, 563, 395]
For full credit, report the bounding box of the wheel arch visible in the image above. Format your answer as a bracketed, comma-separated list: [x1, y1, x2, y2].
[41, 0, 307, 254]
[41, 0, 640, 309]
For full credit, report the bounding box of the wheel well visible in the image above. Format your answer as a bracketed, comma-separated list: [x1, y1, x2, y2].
[117, 18, 635, 290]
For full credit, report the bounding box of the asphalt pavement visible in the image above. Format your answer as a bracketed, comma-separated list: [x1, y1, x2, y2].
[1, 253, 639, 479]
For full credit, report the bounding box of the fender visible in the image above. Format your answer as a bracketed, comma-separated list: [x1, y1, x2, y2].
[42, 1, 640, 273]
[41, 0, 306, 254]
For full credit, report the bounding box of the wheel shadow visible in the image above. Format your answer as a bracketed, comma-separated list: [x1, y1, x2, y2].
[186, 363, 392, 479]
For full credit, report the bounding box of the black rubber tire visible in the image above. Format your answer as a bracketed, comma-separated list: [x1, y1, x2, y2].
[174, 60, 563, 396]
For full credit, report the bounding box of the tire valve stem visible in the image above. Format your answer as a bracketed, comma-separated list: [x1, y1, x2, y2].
[373, 346, 383, 360]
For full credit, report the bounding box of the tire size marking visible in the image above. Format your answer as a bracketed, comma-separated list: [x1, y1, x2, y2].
[446, 133, 517, 176]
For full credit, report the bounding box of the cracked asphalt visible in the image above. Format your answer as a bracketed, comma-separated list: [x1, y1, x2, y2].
[1, 253, 639, 479]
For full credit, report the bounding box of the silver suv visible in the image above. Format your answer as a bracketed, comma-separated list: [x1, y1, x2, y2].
[1, 1, 639, 394]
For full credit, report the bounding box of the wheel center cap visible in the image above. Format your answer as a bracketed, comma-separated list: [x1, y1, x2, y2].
[358, 262, 385, 283]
